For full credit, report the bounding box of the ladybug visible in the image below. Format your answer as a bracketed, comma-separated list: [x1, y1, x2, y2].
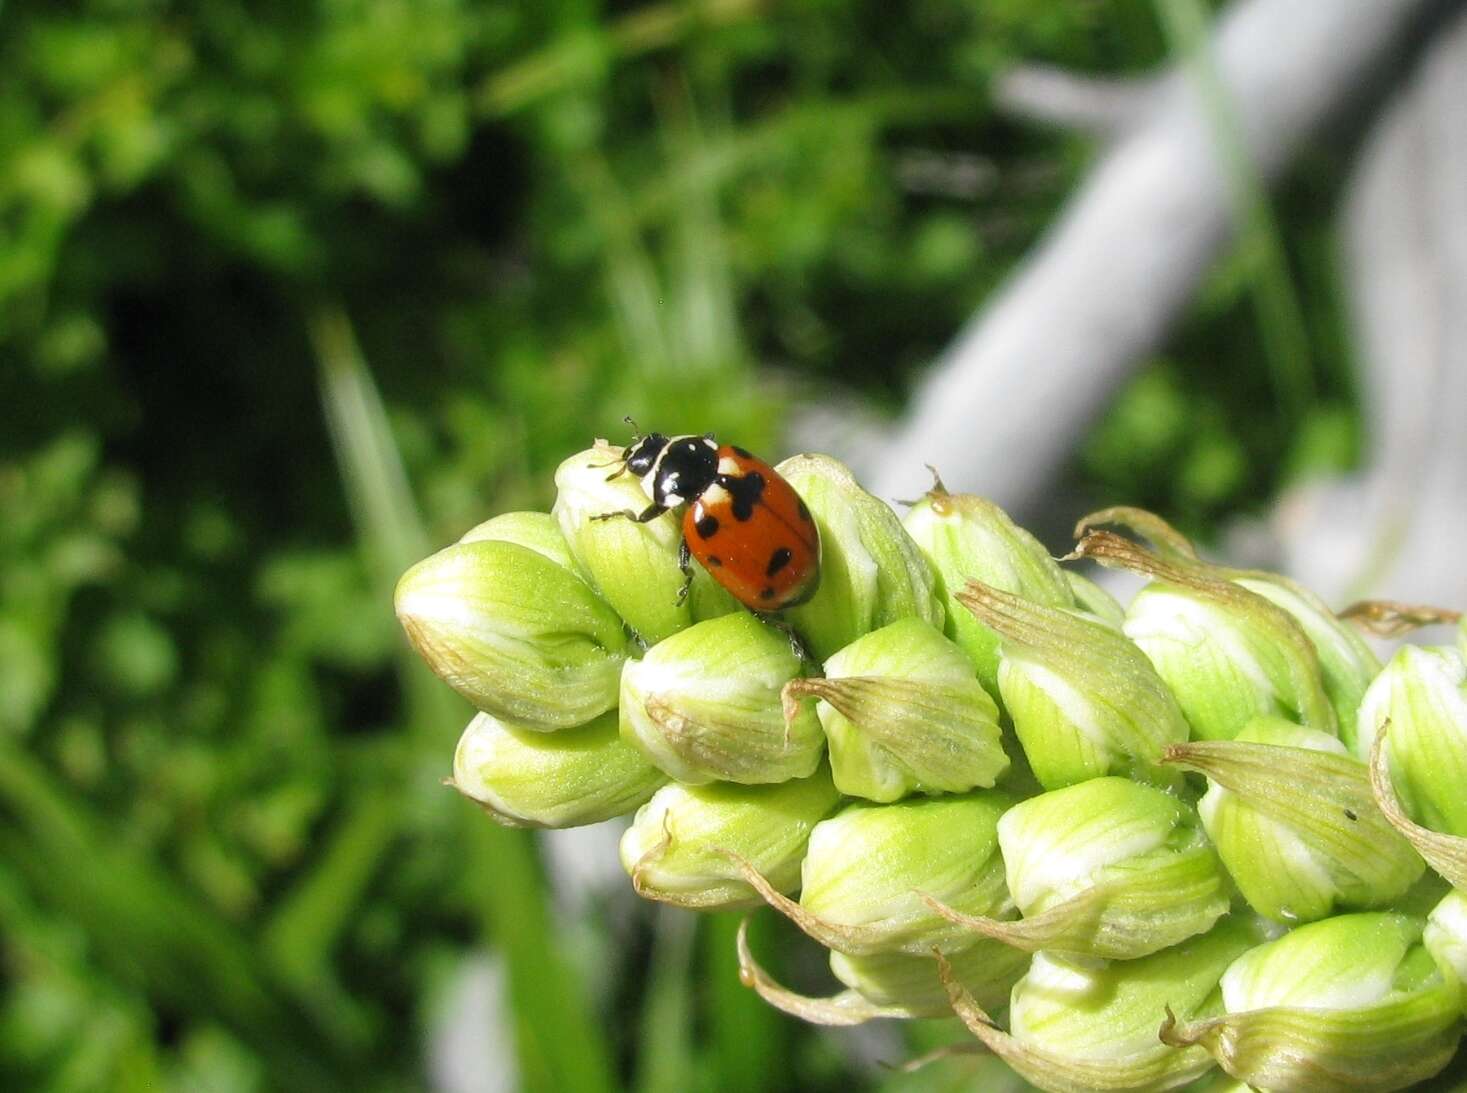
[594, 427, 820, 612]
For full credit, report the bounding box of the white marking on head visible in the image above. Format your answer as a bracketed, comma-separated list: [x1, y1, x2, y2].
[701, 436, 718, 450]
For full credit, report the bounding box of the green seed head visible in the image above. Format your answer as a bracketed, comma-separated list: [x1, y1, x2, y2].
[1124, 581, 1336, 742]
[1357, 642, 1467, 837]
[552, 443, 737, 645]
[1076, 529, 1337, 742]
[774, 454, 944, 661]
[618, 766, 839, 909]
[970, 916, 1261, 1092]
[451, 708, 666, 828]
[784, 617, 1007, 802]
[619, 613, 824, 784]
[1064, 570, 1126, 629]
[961, 580, 1188, 790]
[902, 488, 1074, 695]
[1181, 717, 1423, 925]
[457, 509, 587, 576]
[394, 538, 629, 730]
[1171, 912, 1465, 1092]
[828, 939, 1028, 1018]
[795, 792, 1011, 955]
[1425, 890, 1467, 1004]
[1233, 574, 1379, 750]
[995, 776, 1228, 958]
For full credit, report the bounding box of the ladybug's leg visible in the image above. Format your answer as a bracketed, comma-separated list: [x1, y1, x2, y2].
[675, 538, 694, 606]
[591, 503, 666, 523]
[762, 615, 813, 665]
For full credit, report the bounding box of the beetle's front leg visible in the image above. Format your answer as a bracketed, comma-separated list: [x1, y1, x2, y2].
[591, 503, 666, 524]
[675, 538, 694, 605]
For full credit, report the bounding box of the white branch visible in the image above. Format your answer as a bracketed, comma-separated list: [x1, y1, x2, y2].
[1267, 4, 1467, 609]
[868, 0, 1449, 515]
[992, 64, 1156, 137]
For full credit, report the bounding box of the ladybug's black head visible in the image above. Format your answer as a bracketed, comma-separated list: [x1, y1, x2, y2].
[650, 434, 719, 508]
[625, 433, 668, 477]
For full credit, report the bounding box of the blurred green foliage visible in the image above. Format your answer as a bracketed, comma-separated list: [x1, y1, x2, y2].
[1, 0, 1360, 1088]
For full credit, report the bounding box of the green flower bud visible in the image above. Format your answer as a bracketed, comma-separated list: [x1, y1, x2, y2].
[1357, 643, 1467, 835]
[1171, 717, 1422, 925]
[1077, 529, 1336, 741]
[828, 940, 1028, 1018]
[395, 539, 629, 730]
[451, 709, 666, 828]
[619, 766, 839, 909]
[929, 777, 1227, 959]
[1425, 890, 1467, 998]
[457, 510, 584, 575]
[742, 793, 1012, 956]
[552, 443, 737, 645]
[730, 923, 1033, 1027]
[944, 916, 1261, 1093]
[1367, 719, 1467, 893]
[959, 580, 1187, 790]
[619, 613, 824, 784]
[1064, 570, 1126, 629]
[1164, 913, 1463, 1092]
[783, 617, 1006, 802]
[902, 487, 1074, 694]
[774, 454, 944, 661]
[1230, 574, 1379, 748]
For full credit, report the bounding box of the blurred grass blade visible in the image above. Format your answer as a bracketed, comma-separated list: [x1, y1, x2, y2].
[703, 912, 785, 1093]
[477, 0, 763, 116]
[634, 907, 697, 1093]
[629, 89, 985, 229]
[308, 301, 618, 1093]
[312, 304, 428, 584]
[0, 742, 357, 1093]
[1154, 0, 1314, 418]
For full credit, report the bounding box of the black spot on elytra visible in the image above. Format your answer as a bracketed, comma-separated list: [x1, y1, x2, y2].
[797, 497, 812, 523]
[759, 586, 776, 601]
[706, 555, 722, 567]
[695, 514, 719, 539]
[766, 547, 792, 577]
[724, 472, 765, 521]
[731, 445, 753, 459]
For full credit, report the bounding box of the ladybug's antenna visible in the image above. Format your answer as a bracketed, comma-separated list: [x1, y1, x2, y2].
[623, 415, 642, 439]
